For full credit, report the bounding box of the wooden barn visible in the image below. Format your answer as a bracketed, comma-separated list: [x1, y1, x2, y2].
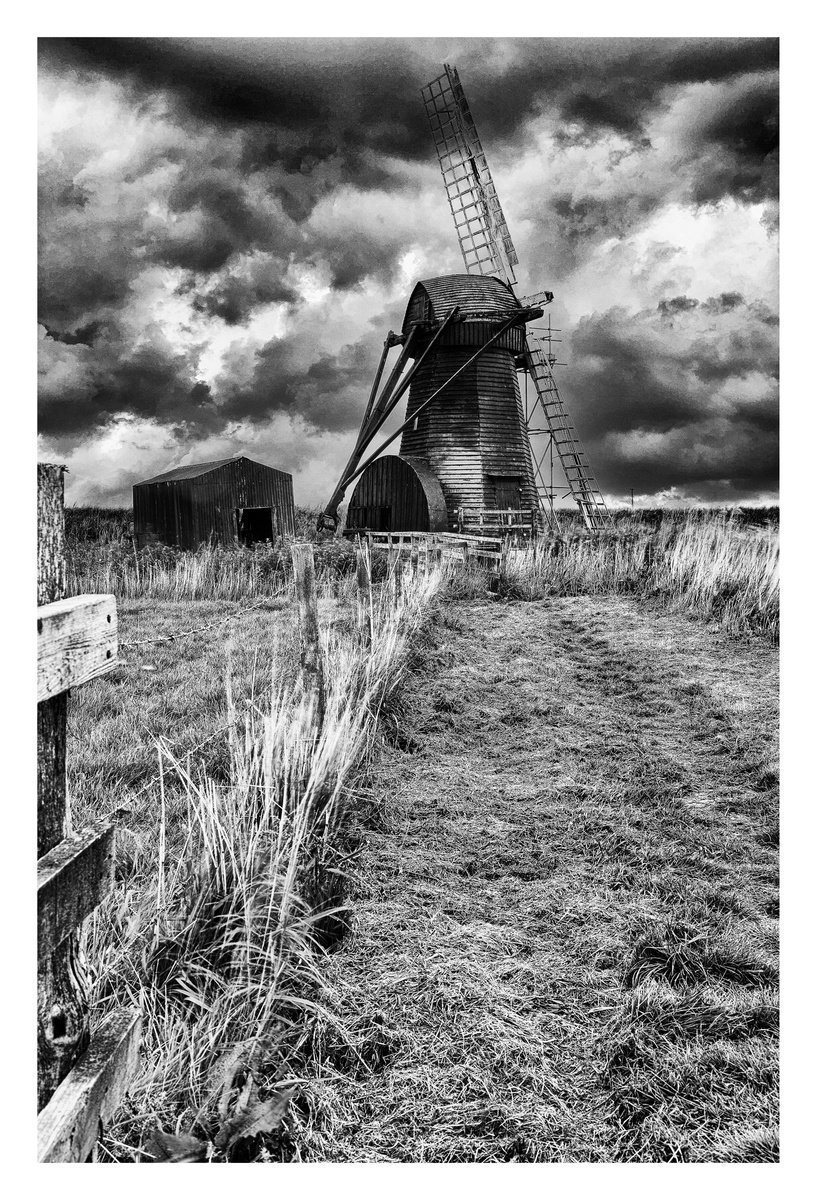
[133, 456, 295, 550]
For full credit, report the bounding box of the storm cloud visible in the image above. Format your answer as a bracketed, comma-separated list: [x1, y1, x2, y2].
[559, 293, 778, 500]
[37, 37, 778, 507]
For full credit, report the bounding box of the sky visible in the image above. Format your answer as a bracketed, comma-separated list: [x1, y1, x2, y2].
[37, 36, 779, 509]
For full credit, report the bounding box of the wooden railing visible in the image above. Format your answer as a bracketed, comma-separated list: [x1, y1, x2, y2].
[37, 464, 141, 1162]
[456, 507, 540, 538]
[363, 529, 504, 566]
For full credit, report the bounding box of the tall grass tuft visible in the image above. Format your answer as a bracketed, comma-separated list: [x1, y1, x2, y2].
[85, 560, 443, 1161]
[500, 513, 778, 639]
[656, 516, 779, 637]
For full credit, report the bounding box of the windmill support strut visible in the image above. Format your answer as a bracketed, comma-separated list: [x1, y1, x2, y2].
[318, 309, 462, 531]
[356, 308, 461, 457]
[360, 331, 401, 434]
[317, 330, 416, 533]
[339, 307, 541, 497]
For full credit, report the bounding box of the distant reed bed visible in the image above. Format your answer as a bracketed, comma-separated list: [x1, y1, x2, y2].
[65, 506, 778, 637]
[501, 513, 779, 639]
[65, 504, 335, 600]
[67, 538, 390, 601]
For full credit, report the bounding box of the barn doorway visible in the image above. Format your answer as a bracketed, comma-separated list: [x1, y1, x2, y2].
[236, 507, 275, 545]
[488, 475, 523, 510]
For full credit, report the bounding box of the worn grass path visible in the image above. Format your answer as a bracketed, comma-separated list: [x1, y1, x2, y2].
[296, 595, 778, 1163]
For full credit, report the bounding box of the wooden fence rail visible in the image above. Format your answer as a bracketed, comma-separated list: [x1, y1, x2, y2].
[37, 464, 141, 1162]
[456, 507, 540, 538]
[363, 529, 504, 566]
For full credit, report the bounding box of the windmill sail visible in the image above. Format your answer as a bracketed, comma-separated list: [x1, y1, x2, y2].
[421, 65, 519, 286]
[422, 64, 612, 532]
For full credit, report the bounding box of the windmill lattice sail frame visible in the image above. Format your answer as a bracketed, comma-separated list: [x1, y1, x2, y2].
[422, 63, 612, 533]
[421, 65, 519, 287]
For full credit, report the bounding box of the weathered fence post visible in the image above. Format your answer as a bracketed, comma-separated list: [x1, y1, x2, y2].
[291, 543, 325, 727]
[37, 464, 90, 1111]
[355, 538, 373, 647]
[37, 466, 141, 1161]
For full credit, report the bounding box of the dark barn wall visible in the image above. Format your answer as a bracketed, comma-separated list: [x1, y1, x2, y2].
[346, 455, 448, 533]
[189, 459, 295, 547]
[134, 457, 295, 549]
[133, 477, 192, 548]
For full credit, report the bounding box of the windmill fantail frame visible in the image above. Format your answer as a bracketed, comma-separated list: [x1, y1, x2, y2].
[318, 63, 611, 536]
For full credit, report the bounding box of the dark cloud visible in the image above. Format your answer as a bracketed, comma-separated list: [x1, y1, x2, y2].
[38, 38, 434, 169]
[157, 170, 279, 272]
[559, 294, 778, 497]
[37, 37, 779, 504]
[184, 257, 300, 325]
[39, 37, 777, 163]
[658, 296, 701, 318]
[44, 319, 109, 347]
[38, 326, 219, 438]
[684, 71, 778, 207]
[215, 332, 381, 434]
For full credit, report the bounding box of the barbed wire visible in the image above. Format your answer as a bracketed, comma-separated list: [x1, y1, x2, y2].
[119, 596, 281, 649]
[112, 705, 256, 817]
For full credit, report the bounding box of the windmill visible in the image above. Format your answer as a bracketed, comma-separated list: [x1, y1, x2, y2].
[317, 64, 610, 536]
[421, 63, 611, 532]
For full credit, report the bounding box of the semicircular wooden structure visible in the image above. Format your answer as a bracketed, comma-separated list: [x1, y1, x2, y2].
[346, 454, 448, 533]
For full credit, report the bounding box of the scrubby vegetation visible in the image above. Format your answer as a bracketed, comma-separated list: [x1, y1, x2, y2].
[61, 505, 777, 1161]
[68, 537, 396, 601]
[66, 506, 779, 640]
[501, 514, 779, 640]
[76, 558, 444, 1161]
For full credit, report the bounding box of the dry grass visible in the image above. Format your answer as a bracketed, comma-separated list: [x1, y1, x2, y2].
[64, 504, 370, 601]
[61, 507, 777, 1162]
[501, 512, 779, 640]
[67, 538, 392, 601]
[289, 594, 778, 1162]
[71, 557, 445, 1161]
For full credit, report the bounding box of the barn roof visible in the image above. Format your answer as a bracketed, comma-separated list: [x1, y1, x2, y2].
[403, 274, 520, 331]
[137, 457, 243, 486]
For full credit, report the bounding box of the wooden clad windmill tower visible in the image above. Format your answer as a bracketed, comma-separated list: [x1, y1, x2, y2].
[318, 63, 610, 535]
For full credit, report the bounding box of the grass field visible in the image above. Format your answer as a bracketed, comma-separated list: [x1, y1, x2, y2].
[295, 596, 778, 1161]
[58, 509, 778, 1162]
[71, 558, 444, 1161]
[66, 506, 778, 640]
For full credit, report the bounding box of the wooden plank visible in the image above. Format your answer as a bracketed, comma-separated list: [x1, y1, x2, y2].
[436, 532, 502, 548]
[291, 544, 324, 728]
[38, 696, 67, 856]
[38, 819, 116, 957]
[38, 594, 118, 702]
[37, 1009, 142, 1162]
[355, 539, 372, 647]
[38, 464, 68, 857]
[38, 464, 90, 1112]
[38, 464, 66, 609]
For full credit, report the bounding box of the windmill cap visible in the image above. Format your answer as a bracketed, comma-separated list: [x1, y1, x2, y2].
[403, 274, 520, 333]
